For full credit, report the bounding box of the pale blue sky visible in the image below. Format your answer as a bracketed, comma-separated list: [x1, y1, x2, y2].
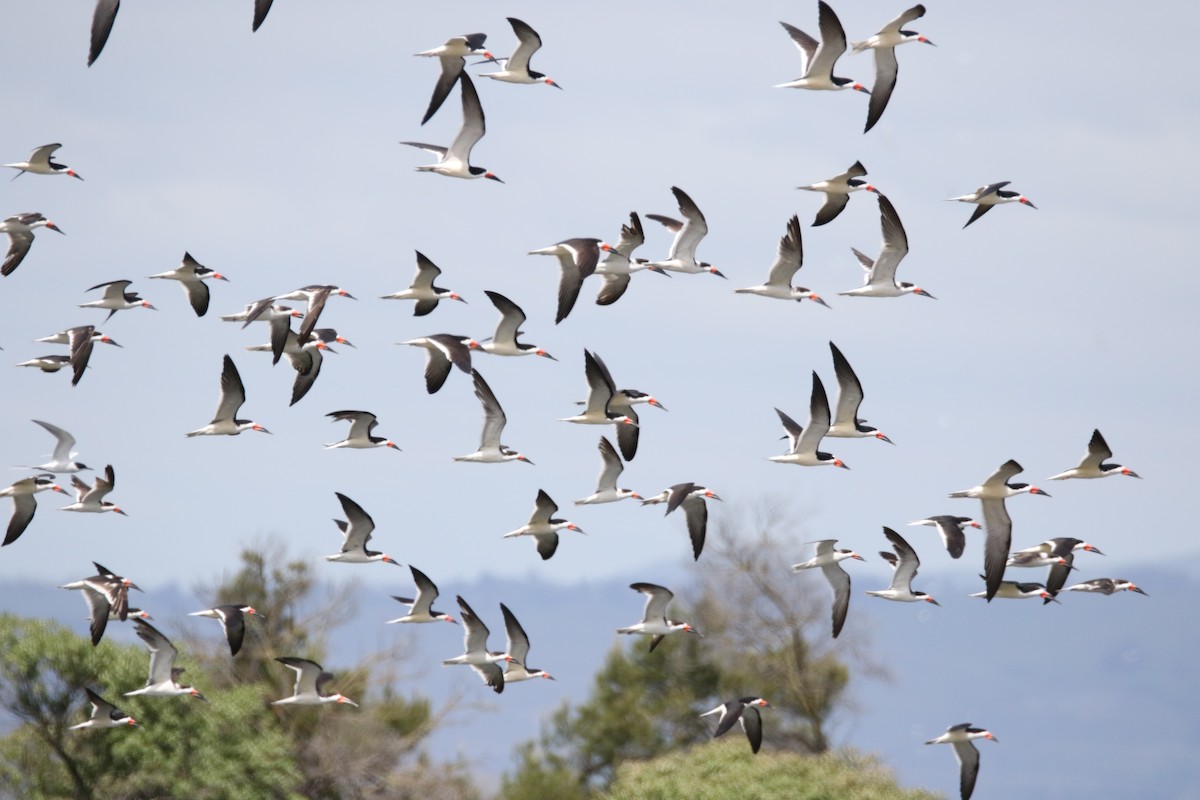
[0, 1, 1196, 795]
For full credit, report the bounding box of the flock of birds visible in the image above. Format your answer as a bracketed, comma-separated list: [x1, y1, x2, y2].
[0, 5, 1150, 799]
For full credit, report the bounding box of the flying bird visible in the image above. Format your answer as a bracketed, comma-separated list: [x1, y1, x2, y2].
[272, 657, 358, 707]
[124, 619, 207, 701]
[616, 582, 702, 651]
[645, 187, 725, 277]
[415, 33, 493, 125]
[500, 603, 555, 683]
[399, 334, 473, 394]
[323, 492, 401, 566]
[854, 4, 935, 132]
[463, 291, 556, 360]
[770, 372, 848, 468]
[774, 2, 869, 94]
[324, 410, 399, 450]
[574, 437, 641, 505]
[839, 195, 934, 299]
[907, 516, 980, 559]
[186, 355, 271, 436]
[147, 252, 228, 317]
[1048, 429, 1140, 481]
[61, 465, 127, 516]
[480, 18, 562, 88]
[79, 280, 157, 322]
[381, 251, 466, 314]
[4, 144, 84, 180]
[701, 697, 769, 754]
[925, 723, 997, 800]
[734, 215, 828, 306]
[503, 489, 584, 560]
[949, 459, 1050, 601]
[948, 181, 1037, 227]
[797, 161, 879, 226]
[866, 527, 939, 605]
[402, 72, 502, 181]
[24, 420, 91, 474]
[593, 212, 668, 306]
[453, 370, 533, 464]
[443, 596, 515, 693]
[527, 238, 615, 324]
[792, 539, 865, 638]
[70, 689, 136, 730]
[1, 213, 64, 277]
[89, 0, 276, 66]
[60, 562, 142, 644]
[559, 351, 637, 427]
[188, 604, 263, 656]
[1063, 578, 1147, 596]
[2, 474, 67, 547]
[641, 483, 721, 561]
[387, 566, 457, 624]
[827, 342, 892, 442]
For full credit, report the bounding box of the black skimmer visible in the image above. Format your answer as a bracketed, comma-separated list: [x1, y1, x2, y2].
[443, 596, 515, 694]
[828, 342, 892, 443]
[770, 372, 849, 468]
[70, 689, 136, 730]
[454, 370, 533, 464]
[570, 354, 663, 461]
[866, 527, 939, 605]
[147, 252, 228, 317]
[272, 658, 358, 707]
[559, 351, 637, 427]
[24, 420, 91, 473]
[324, 410, 399, 450]
[500, 603, 554, 683]
[527, 238, 615, 324]
[241, 285, 356, 345]
[701, 697, 769, 754]
[61, 465, 126, 516]
[1012, 537, 1104, 559]
[907, 516, 981, 559]
[16, 356, 72, 374]
[641, 483, 721, 561]
[970, 578, 1059, 602]
[503, 489, 584, 561]
[854, 4, 934, 133]
[2, 474, 67, 547]
[1048, 429, 1140, 481]
[925, 723, 996, 800]
[775, 3, 869, 94]
[5, 144, 84, 180]
[734, 215, 828, 306]
[79, 279, 157, 321]
[323, 492, 401, 566]
[645, 187, 725, 277]
[480, 18, 562, 88]
[839, 195, 933, 299]
[797, 161, 879, 226]
[381, 251, 466, 315]
[89, 0, 276, 66]
[949, 182, 1037, 228]
[616, 582, 702, 651]
[186, 355, 271, 436]
[60, 562, 142, 644]
[791, 539, 864, 638]
[416, 33, 493, 125]
[387, 566, 457, 624]
[464, 291, 556, 360]
[574, 437, 641, 505]
[125, 619, 207, 701]
[220, 302, 302, 324]
[1064, 578, 1147, 596]
[400, 333, 472, 394]
[594, 212, 668, 306]
[284, 332, 336, 407]
[402, 72, 502, 182]
[34, 326, 121, 349]
[63, 325, 109, 387]
[1009, 537, 1101, 600]
[188, 604, 262, 656]
[1, 213, 64, 277]
[950, 459, 1050, 601]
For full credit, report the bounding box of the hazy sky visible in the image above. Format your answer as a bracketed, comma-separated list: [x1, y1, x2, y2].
[0, 0, 1196, 794]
